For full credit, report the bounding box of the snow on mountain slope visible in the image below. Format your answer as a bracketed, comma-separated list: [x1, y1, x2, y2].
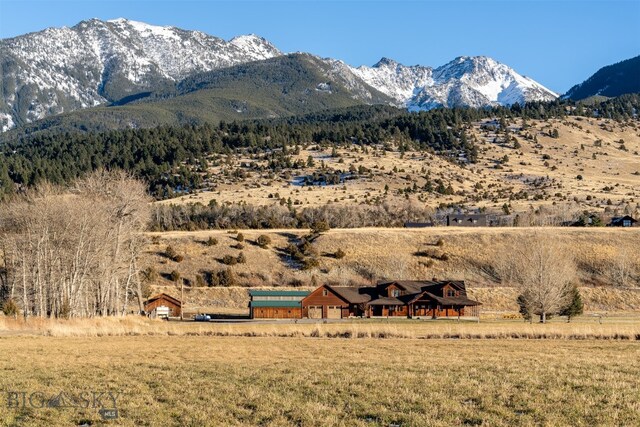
[325, 55, 556, 112]
[0, 18, 558, 132]
[349, 58, 434, 105]
[0, 18, 281, 130]
[409, 56, 558, 110]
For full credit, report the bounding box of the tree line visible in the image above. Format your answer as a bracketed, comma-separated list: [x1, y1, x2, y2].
[0, 171, 150, 318]
[1, 94, 638, 200]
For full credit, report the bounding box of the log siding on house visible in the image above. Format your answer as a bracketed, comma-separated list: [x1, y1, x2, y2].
[300, 281, 481, 319]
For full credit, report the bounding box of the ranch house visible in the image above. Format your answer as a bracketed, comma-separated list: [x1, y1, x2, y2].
[249, 280, 480, 319]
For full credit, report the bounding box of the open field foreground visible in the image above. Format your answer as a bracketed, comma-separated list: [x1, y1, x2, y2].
[2, 316, 640, 340]
[1, 334, 639, 426]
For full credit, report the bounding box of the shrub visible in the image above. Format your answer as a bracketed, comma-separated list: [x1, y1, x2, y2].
[302, 257, 320, 270]
[169, 270, 181, 282]
[165, 245, 178, 260]
[195, 275, 207, 287]
[285, 243, 305, 261]
[236, 233, 245, 242]
[142, 266, 159, 283]
[256, 235, 271, 248]
[173, 254, 184, 263]
[206, 236, 218, 246]
[299, 240, 318, 257]
[439, 253, 449, 261]
[435, 238, 445, 247]
[151, 236, 161, 245]
[310, 220, 330, 234]
[237, 252, 247, 264]
[218, 269, 237, 287]
[2, 299, 18, 317]
[232, 243, 245, 250]
[334, 248, 346, 259]
[222, 255, 238, 265]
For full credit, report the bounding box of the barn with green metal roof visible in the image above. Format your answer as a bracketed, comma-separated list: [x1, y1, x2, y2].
[249, 290, 310, 319]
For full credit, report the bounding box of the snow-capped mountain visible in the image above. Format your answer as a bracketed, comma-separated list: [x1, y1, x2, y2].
[345, 55, 557, 110]
[410, 56, 558, 109]
[1, 18, 281, 131]
[1, 18, 558, 132]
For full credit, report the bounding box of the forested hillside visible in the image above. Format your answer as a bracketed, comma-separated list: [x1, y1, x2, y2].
[2, 95, 638, 199]
[564, 56, 640, 100]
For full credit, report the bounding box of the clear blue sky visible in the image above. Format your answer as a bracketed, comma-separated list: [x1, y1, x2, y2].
[1, 0, 638, 93]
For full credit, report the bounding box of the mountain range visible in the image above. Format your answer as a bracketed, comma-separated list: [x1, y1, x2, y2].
[0, 18, 632, 134]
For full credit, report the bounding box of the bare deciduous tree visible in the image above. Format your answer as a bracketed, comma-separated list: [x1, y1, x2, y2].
[607, 245, 639, 288]
[0, 171, 150, 318]
[498, 234, 576, 323]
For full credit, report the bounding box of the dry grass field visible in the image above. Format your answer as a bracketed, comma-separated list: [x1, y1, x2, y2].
[1, 315, 640, 339]
[161, 117, 640, 214]
[1, 331, 639, 426]
[141, 227, 640, 313]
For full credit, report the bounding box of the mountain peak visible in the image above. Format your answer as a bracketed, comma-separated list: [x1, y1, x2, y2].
[228, 34, 282, 59]
[373, 57, 399, 68]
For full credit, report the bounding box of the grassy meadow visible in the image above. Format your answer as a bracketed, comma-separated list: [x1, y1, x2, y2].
[142, 227, 640, 313]
[1, 330, 639, 426]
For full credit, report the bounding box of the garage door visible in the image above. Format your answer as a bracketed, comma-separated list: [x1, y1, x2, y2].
[308, 306, 322, 319]
[327, 306, 342, 319]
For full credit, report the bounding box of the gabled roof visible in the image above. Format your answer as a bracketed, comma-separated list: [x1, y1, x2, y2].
[368, 297, 405, 306]
[144, 293, 181, 306]
[408, 290, 480, 306]
[378, 280, 467, 296]
[325, 285, 372, 304]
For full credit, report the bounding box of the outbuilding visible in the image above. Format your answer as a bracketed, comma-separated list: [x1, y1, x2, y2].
[144, 293, 182, 318]
[249, 290, 309, 319]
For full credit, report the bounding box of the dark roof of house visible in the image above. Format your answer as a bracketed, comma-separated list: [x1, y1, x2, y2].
[413, 291, 481, 306]
[298, 280, 480, 308]
[327, 286, 373, 304]
[611, 216, 637, 223]
[378, 280, 466, 295]
[144, 293, 181, 306]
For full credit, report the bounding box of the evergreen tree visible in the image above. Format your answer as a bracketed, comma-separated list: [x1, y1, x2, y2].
[560, 285, 583, 322]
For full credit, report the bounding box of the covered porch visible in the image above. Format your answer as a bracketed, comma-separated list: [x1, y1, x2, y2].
[366, 297, 407, 317]
[407, 292, 481, 319]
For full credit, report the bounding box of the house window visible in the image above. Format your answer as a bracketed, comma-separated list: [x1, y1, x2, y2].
[623, 220, 631, 227]
[391, 289, 400, 297]
[323, 289, 328, 296]
[447, 289, 456, 297]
